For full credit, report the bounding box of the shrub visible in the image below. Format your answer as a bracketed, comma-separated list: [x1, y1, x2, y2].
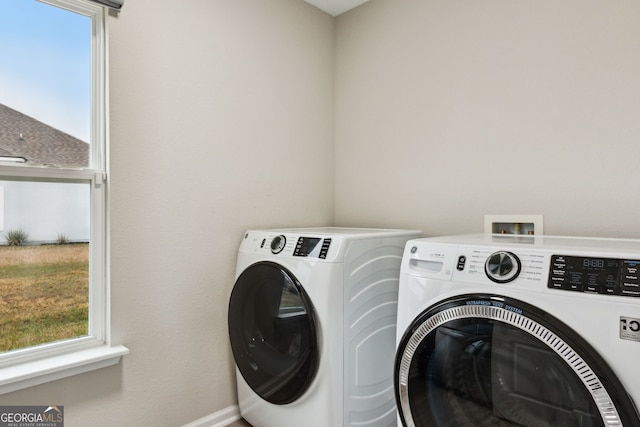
[56, 233, 69, 245]
[6, 229, 29, 246]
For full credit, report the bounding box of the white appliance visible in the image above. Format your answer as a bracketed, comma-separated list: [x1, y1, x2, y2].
[228, 227, 421, 427]
[395, 234, 640, 427]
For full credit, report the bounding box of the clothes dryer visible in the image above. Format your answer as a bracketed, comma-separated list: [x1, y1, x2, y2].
[229, 227, 421, 427]
[395, 234, 640, 427]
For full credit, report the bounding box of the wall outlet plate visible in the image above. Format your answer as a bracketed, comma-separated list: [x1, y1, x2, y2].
[484, 214, 544, 235]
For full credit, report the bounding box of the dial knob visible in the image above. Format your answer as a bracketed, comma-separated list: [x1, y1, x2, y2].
[270, 235, 286, 254]
[485, 251, 521, 283]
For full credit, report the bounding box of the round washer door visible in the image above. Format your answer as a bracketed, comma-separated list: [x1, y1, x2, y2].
[395, 294, 640, 427]
[228, 261, 319, 405]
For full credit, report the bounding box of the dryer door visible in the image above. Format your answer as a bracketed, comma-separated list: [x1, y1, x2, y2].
[395, 294, 640, 427]
[228, 261, 319, 405]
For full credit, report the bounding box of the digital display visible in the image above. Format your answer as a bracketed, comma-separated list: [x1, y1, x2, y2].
[548, 255, 640, 297]
[582, 258, 605, 269]
[568, 256, 618, 274]
[293, 238, 322, 257]
[565, 256, 618, 292]
[293, 237, 331, 259]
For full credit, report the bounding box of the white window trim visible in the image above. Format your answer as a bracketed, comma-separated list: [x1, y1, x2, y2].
[0, 0, 128, 395]
[0, 186, 4, 231]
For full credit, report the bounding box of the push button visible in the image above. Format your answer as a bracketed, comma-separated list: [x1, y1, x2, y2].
[457, 255, 466, 271]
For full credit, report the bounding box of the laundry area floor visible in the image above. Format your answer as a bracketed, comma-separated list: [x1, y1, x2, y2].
[227, 419, 251, 427]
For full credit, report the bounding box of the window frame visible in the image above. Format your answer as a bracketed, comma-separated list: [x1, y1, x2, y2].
[0, 0, 127, 395]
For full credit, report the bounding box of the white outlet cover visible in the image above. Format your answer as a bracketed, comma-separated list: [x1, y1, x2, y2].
[484, 214, 544, 235]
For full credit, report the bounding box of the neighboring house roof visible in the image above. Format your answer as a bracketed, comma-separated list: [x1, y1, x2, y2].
[0, 103, 88, 168]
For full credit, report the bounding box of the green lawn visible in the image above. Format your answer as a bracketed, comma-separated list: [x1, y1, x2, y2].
[0, 244, 89, 352]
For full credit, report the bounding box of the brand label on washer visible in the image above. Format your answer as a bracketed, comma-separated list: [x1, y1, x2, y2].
[620, 316, 640, 342]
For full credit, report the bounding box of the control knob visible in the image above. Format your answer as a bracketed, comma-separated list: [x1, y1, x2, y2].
[270, 235, 286, 254]
[485, 251, 521, 283]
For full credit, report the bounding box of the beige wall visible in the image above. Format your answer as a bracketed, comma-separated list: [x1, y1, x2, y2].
[335, 0, 640, 238]
[0, 0, 334, 425]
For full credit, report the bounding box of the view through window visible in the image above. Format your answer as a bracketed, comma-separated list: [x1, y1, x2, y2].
[0, 0, 94, 353]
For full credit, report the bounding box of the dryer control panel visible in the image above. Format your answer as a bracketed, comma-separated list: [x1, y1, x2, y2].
[548, 255, 640, 297]
[293, 237, 332, 259]
[260, 234, 332, 259]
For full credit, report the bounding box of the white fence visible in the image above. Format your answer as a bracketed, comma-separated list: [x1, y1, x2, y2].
[0, 180, 90, 245]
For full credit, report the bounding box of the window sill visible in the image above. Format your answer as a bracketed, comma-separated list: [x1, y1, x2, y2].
[0, 345, 129, 395]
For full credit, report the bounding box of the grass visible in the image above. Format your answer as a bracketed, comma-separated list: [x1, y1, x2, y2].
[0, 244, 89, 352]
[5, 229, 29, 246]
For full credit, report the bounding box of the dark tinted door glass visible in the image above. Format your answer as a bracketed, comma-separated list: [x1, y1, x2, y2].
[396, 295, 640, 427]
[228, 261, 318, 404]
[408, 318, 603, 427]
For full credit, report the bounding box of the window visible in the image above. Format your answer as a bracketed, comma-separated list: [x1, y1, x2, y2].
[0, 0, 127, 394]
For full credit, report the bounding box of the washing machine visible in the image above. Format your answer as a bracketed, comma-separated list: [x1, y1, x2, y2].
[228, 227, 421, 427]
[394, 234, 640, 427]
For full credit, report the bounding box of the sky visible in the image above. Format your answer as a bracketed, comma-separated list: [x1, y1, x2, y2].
[0, 0, 91, 142]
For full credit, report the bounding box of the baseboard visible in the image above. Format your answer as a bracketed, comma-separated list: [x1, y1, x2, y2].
[181, 405, 241, 427]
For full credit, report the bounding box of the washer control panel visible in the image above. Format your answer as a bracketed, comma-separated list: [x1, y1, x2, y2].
[450, 247, 545, 285]
[548, 255, 640, 297]
[404, 236, 640, 302]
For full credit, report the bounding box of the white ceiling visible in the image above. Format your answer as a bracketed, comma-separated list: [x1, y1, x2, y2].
[303, 0, 370, 16]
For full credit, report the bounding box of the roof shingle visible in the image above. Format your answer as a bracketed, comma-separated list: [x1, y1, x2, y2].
[0, 103, 88, 168]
